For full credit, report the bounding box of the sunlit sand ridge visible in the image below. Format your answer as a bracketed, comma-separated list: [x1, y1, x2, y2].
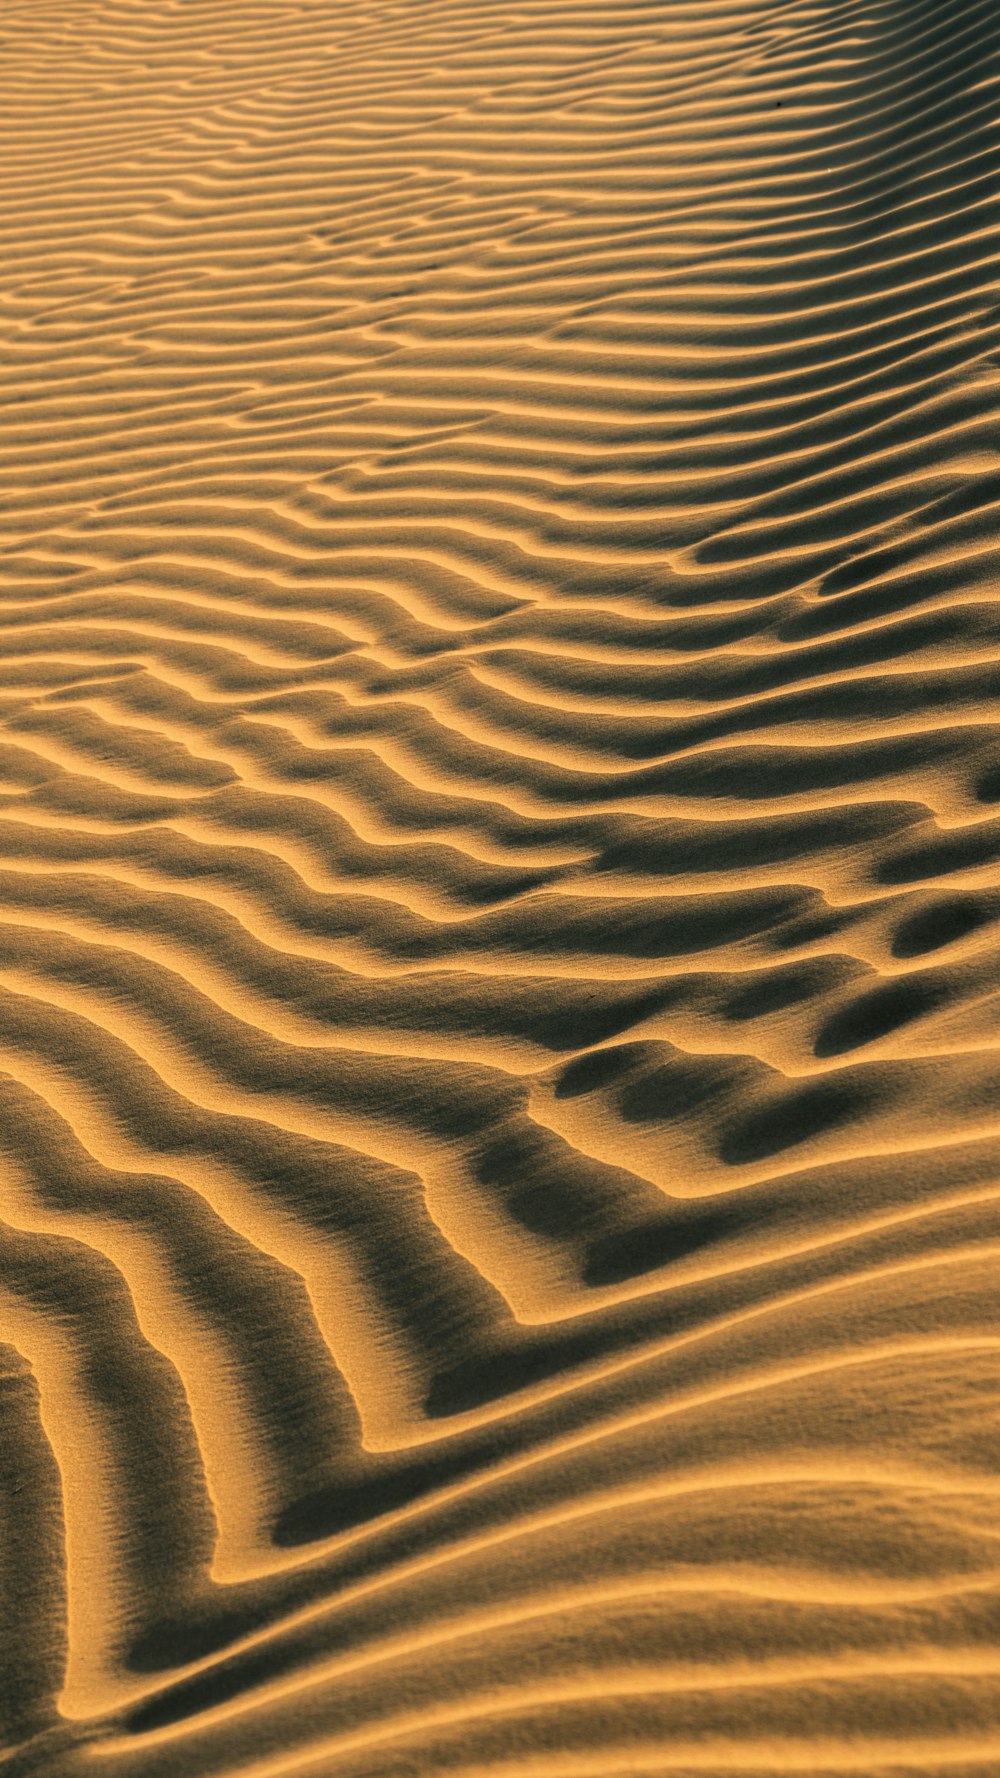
[1, 0, 1000, 1772]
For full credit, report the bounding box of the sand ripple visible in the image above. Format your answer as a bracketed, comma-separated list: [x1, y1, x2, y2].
[2, 1, 1000, 1773]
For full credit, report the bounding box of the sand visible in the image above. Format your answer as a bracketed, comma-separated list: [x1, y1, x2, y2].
[1, 0, 999, 1773]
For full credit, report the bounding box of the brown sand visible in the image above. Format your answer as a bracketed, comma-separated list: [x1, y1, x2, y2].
[1, 0, 1000, 1773]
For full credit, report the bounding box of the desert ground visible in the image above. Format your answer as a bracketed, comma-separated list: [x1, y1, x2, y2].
[2, 1, 1000, 1774]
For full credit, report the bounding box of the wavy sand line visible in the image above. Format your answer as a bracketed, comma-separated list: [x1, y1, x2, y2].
[3, 0, 1000, 1774]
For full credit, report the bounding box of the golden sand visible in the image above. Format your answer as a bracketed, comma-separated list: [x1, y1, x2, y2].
[2, 0, 1000, 1772]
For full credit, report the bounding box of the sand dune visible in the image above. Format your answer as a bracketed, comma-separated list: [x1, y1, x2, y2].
[2, 0, 1000, 1772]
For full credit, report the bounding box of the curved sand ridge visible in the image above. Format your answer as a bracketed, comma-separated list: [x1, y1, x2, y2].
[2, 0, 1000, 1772]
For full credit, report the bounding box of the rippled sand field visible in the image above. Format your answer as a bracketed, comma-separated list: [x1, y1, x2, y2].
[2, 1, 1000, 1773]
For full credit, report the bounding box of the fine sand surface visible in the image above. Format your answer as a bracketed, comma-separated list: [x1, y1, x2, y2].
[2, 1, 1000, 1773]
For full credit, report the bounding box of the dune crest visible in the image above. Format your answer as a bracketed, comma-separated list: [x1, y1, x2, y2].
[2, 0, 1000, 1773]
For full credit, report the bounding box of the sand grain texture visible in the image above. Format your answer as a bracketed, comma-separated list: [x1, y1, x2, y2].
[1, 0, 1000, 1772]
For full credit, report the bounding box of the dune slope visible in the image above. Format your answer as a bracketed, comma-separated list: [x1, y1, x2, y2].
[2, 0, 1000, 1773]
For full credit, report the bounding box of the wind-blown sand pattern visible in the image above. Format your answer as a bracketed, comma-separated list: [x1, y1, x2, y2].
[2, 0, 1000, 1772]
